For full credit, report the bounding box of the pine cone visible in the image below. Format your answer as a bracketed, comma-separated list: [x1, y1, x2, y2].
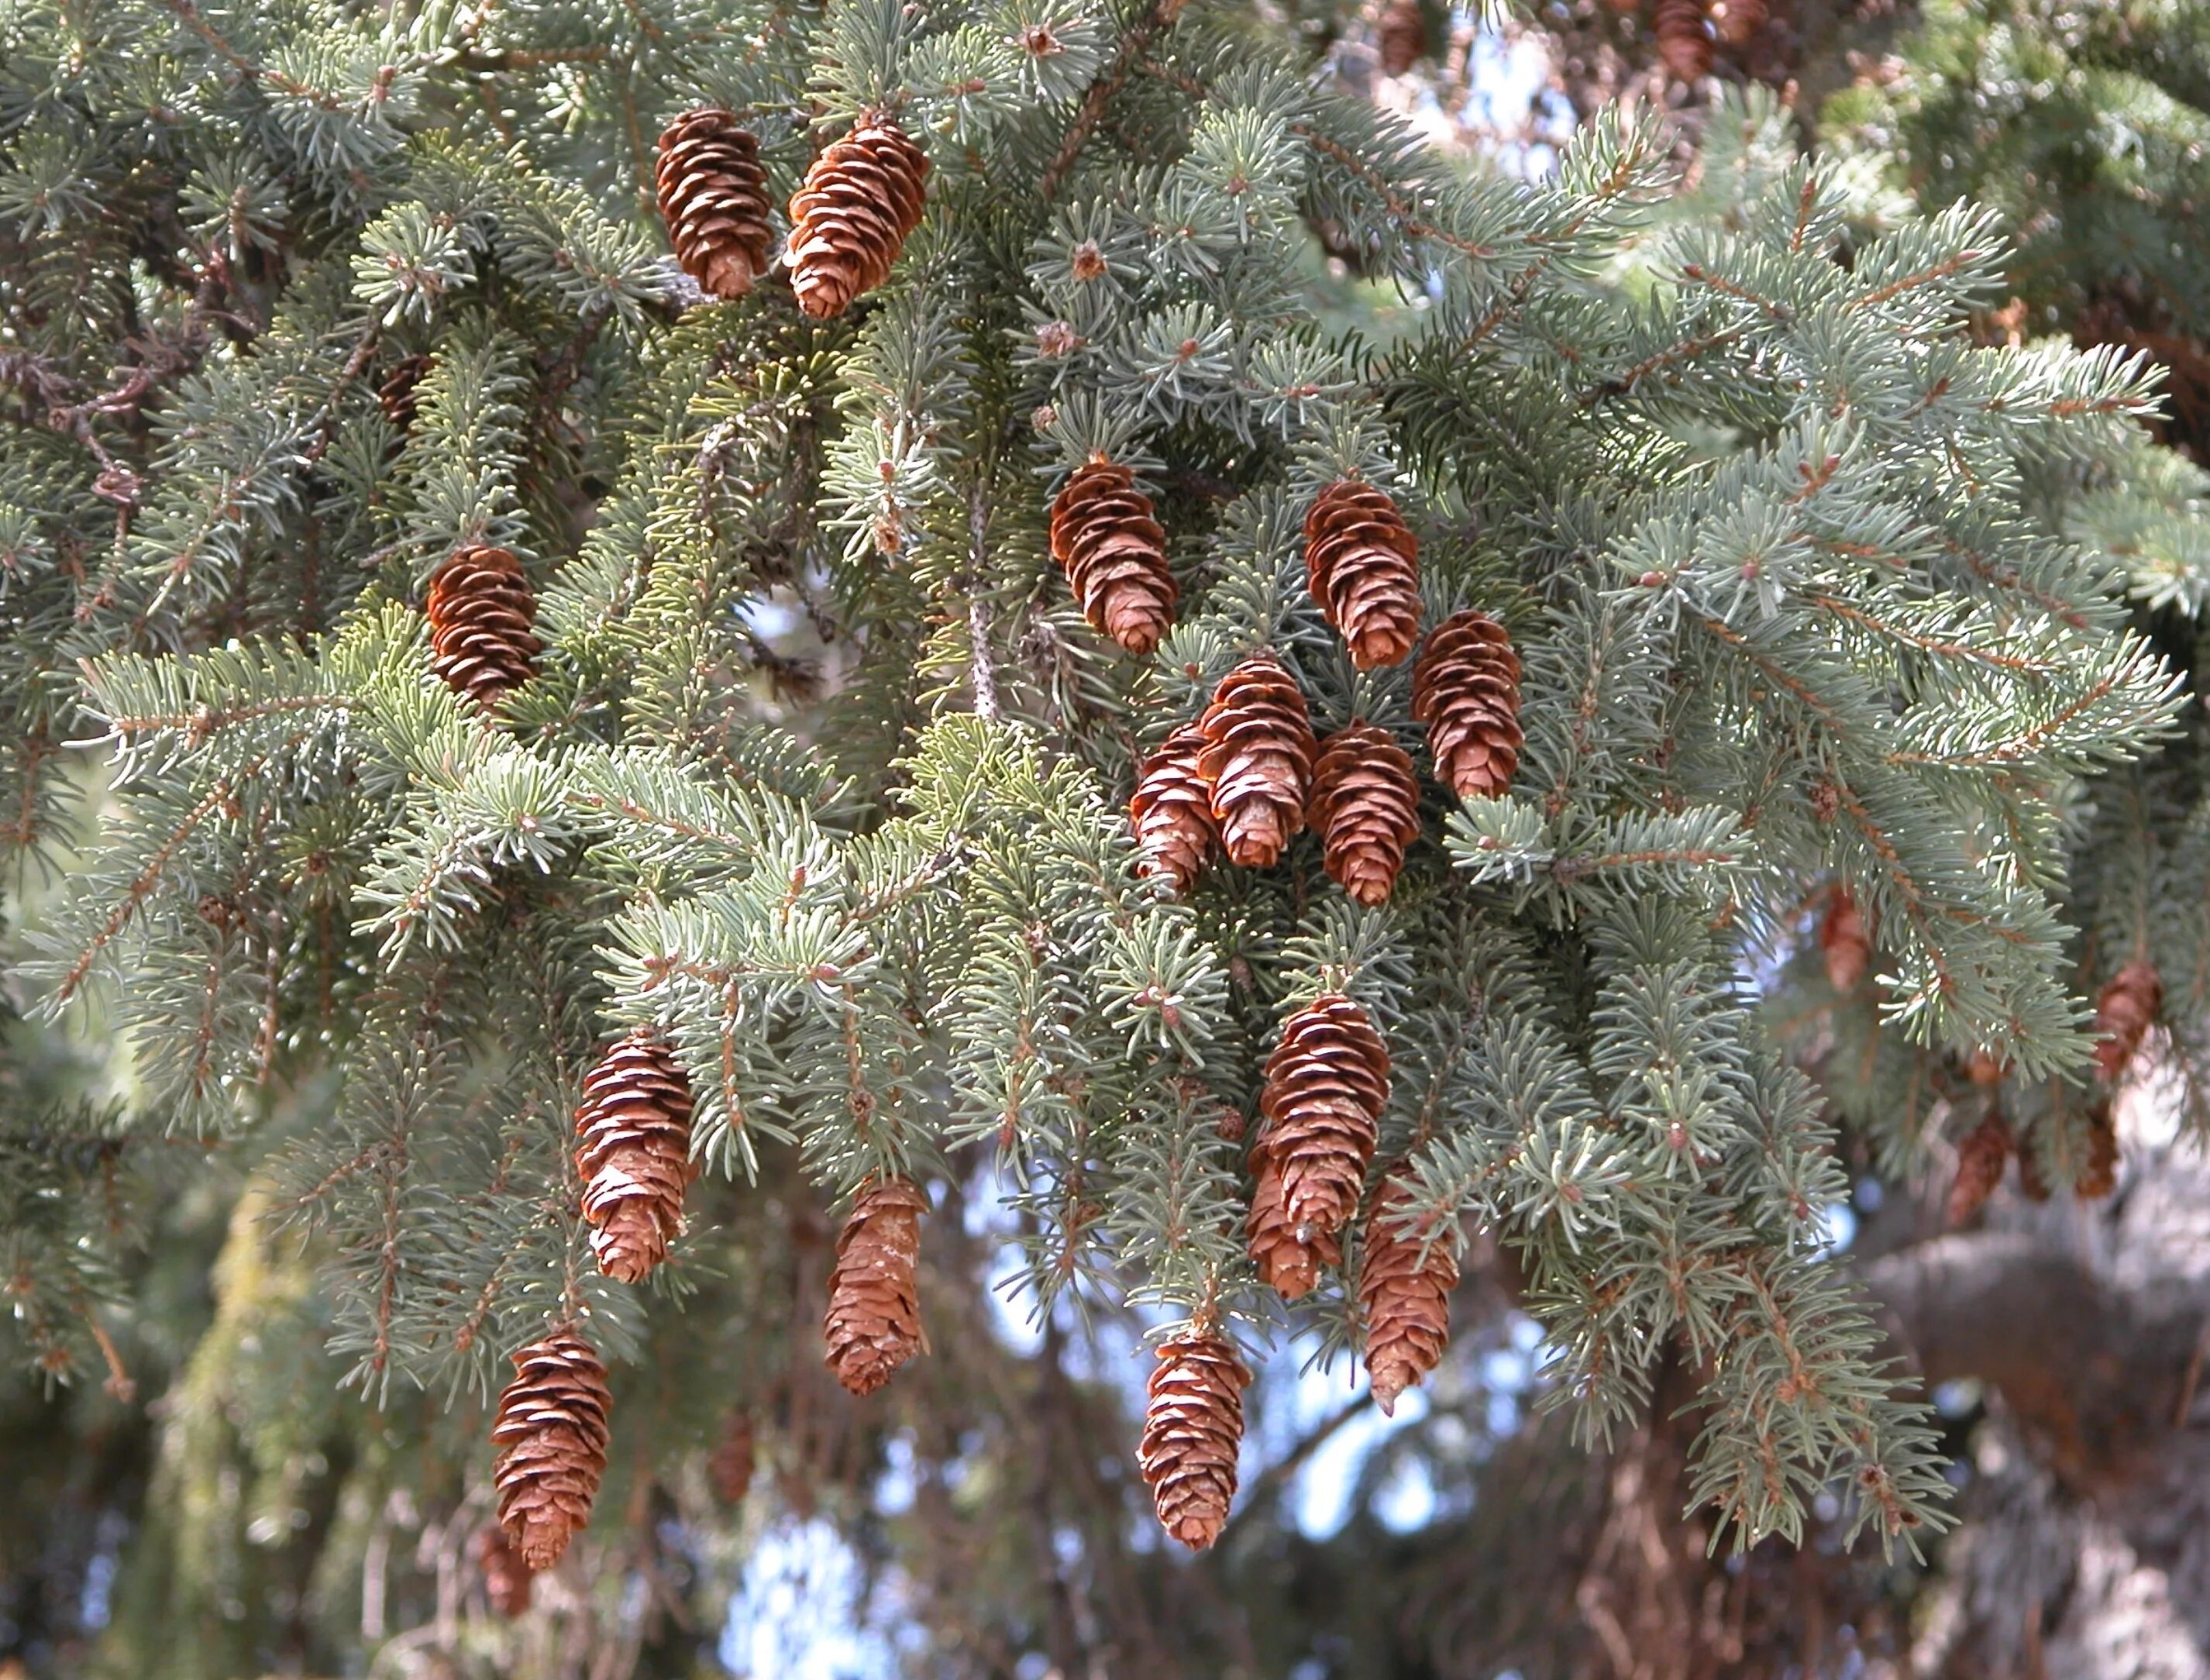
[2093, 959, 2161, 1082]
[1138, 1334, 1250, 1551]
[656, 106, 776, 301]
[1944, 1110, 2011, 1227]
[2017, 1135, 2053, 1203]
[377, 353, 432, 433]
[471, 1523, 533, 1617]
[1706, 0, 1764, 46]
[785, 112, 929, 319]
[1245, 1140, 1341, 1300]
[1248, 994, 1389, 1299]
[1820, 887, 1871, 994]
[1654, 0, 1714, 80]
[1196, 655, 1318, 868]
[575, 1028, 697, 1284]
[1360, 1168, 1457, 1414]
[1131, 721, 1219, 893]
[1375, 0, 1427, 74]
[709, 1411, 756, 1506]
[1049, 456, 1177, 656]
[1308, 724, 1421, 905]
[824, 1177, 927, 1396]
[2079, 1102, 2120, 1200]
[1410, 611, 1522, 800]
[1303, 480, 1422, 670]
[491, 1327, 612, 1571]
[426, 545, 542, 708]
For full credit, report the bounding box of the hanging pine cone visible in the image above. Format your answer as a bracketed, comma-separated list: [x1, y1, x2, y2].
[1196, 654, 1318, 868]
[1245, 1139, 1341, 1300]
[1654, 0, 1714, 80]
[1247, 994, 1389, 1299]
[471, 1523, 533, 1617]
[2093, 958, 2161, 1082]
[655, 106, 776, 301]
[824, 1177, 928, 1396]
[709, 1411, 756, 1506]
[377, 353, 432, 433]
[1303, 480, 1422, 670]
[1375, 0, 1427, 74]
[1048, 456, 1176, 656]
[1138, 1334, 1250, 1551]
[491, 1327, 612, 1571]
[575, 1028, 697, 1285]
[1945, 1110, 2012, 1227]
[1131, 721, 1218, 893]
[2080, 1102, 2120, 1200]
[1410, 611, 1521, 800]
[1821, 887, 1871, 994]
[1706, 0, 1764, 46]
[1308, 723, 1422, 905]
[1361, 1168, 1457, 1414]
[2017, 1135, 2053, 1203]
[426, 545, 542, 709]
[785, 112, 929, 319]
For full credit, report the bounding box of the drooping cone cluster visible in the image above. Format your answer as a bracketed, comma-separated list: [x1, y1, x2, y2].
[1307, 724, 1421, 905]
[491, 1327, 612, 1571]
[1820, 887, 1871, 994]
[574, 1028, 697, 1284]
[1375, 0, 1426, 74]
[1945, 1110, 2012, 1227]
[710, 1411, 756, 1506]
[1130, 722, 1219, 893]
[824, 1177, 928, 1396]
[1048, 457, 1176, 656]
[1411, 611, 1522, 799]
[2093, 959, 2161, 1082]
[655, 107, 775, 300]
[426, 545, 542, 708]
[785, 112, 928, 319]
[471, 1523, 533, 1617]
[1360, 1168, 1458, 1414]
[1303, 480, 1422, 670]
[1196, 655, 1318, 867]
[1654, 0, 1714, 80]
[1138, 1334, 1251, 1551]
[1248, 994, 1391, 1299]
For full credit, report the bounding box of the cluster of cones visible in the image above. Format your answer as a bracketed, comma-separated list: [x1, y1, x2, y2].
[655, 104, 928, 319]
[482, 1030, 930, 1582]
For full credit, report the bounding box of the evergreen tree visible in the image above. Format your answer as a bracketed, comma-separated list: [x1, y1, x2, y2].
[0, 0, 2202, 1671]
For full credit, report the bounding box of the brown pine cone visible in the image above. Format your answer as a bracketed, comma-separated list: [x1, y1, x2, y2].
[1049, 456, 1176, 656]
[575, 1028, 697, 1285]
[1375, 0, 1427, 74]
[426, 545, 542, 708]
[2017, 1134, 2053, 1203]
[491, 1327, 612, 1571]
[1944, 1110, 2012, 1227]
[1820, 887, 1871, 994]
[785, 112, 929, 319]
[1138, 1334, 1250, 1551]
[656, 106, 776, 301]
[2093, 959, 2161, 1082]
[377, 353, 432, 432]
[824, 1177, 928, 1396]
[471, 1523, 533, 1617]
[2079, 1102, 2120, 1200]
[1131, 721, 1219, 893]
[1410, 611, 1521, 800]
[1654, 0, 1714, 80]
[1245, 1139, 1341, 1300]
[1196, 655, 1318, 867]
[1361, 1167, 1458, 1414]
[1248, 994, 1389, 1297]
[1308, 724, 1421, 905]
[1707, 0, 1764, 46]
[1303, 481, 1422, 670]
[709, 1411, 756, 1506]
